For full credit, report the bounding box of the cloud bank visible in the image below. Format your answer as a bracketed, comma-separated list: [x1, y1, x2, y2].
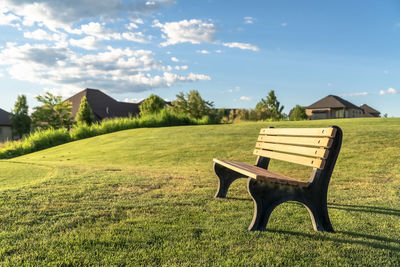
[0, 43, 210, 96]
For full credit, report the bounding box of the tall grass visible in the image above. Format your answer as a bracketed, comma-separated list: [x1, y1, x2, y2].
[0, 110, 213, 159]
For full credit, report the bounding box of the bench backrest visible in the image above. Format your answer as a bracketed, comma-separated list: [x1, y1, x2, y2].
[253, 127, 338, 170]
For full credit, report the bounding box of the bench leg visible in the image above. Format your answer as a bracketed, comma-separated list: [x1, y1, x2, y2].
[305, 201, 334, 232]
[214, 163, 245, 198]
[247, 178, 281, 231]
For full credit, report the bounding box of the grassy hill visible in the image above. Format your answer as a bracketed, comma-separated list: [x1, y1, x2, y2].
[0, 118, 399, 265]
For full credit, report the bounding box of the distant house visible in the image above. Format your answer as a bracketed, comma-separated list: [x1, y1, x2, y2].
[66, 88, 140, 121]
[306, 95, 364, 120]
[0, 108, 12, 142]
[360, 104, 381, 117]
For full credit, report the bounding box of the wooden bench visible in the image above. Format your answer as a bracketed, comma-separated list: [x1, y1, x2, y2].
[213, 126, 342, 232]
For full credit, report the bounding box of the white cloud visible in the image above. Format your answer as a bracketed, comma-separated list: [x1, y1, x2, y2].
[153, 19, 216, 46]
[0, 43, 210, 95]
[132, 18, 144, 24]
[196, 50, 210, 54]
[67, 21, 148, 43]
[380, 88, 397, 95]
[126, 22, 139, 30]
[126, 18, 144, 30]
[223, 42, 259, 51]
[24, 29, 65, 42]
[175, 65, 188, 70]
[225, 86, 240, 93]
[171, 56, 179, 62]
[244, 16, 255, 24]
[0, 10, 20, 25]
[281, 22, 288, 27]
[1, 0, 173, 30]
[69, 36, 98, 50]
[240, 96, 251, 101]
[67, 22, 120, 40]
[121, 32, 147, 43]
[124, 97, 144, 103]
[215, 49, 222, 53]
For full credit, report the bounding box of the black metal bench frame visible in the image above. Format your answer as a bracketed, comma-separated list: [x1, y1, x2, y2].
[213, 126, 343, 232]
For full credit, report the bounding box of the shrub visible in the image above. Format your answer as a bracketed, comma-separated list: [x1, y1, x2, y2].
[10, 94, 31, 139]
[0, 109, 215, 159]
[31, 92, 74, 130]
[289, 105, 308, 121]
[169, 90, 214, 119]
[139, 94, 166, 116]
[0, 128, 70, 158]
[75, 96, 95, 125]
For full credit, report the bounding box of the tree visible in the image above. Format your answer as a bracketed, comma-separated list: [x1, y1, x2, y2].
[139, 94, 165, 116]
[256, 90, 284, 120]
[75, 96, 95, 125]
[169, 90, 214, 119]
[10, 95, 31, 138]
[289, 105, 308, 121]
[31, 92, 73, 130]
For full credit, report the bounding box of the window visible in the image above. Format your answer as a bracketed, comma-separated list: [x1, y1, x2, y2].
[335, 109, 344, 118]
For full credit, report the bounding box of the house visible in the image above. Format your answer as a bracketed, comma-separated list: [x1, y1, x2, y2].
[360, 104, 381, 117]
[306, 95, 364, 120]
[0, 108, 12, 142]
[66, 88, 141, 121]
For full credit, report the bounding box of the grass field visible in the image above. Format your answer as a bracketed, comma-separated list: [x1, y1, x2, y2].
[0, 118, 399, 265]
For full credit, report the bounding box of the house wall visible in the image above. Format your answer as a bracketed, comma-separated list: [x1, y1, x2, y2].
[331, 108, 363, 119]
[363, 112, 380, 118]
[306, 108, 330, 120]
[306, 108, 364, 120]
[0, 126, 12, 142]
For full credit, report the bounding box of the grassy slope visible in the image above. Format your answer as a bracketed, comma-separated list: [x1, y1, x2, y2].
[0, 118, 399, 265]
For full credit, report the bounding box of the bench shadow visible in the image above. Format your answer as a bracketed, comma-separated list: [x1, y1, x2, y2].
[268, 229, 400, 252]
[328, 203, 400, 217]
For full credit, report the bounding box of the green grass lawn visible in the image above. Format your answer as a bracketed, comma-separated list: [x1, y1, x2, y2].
[0, 118, 399, 265]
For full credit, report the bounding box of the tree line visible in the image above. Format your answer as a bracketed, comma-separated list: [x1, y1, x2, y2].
[9, 89, 307, 139]
[140, 89, 307, 123]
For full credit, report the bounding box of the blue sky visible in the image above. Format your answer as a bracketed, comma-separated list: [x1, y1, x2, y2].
[0, 0, 399, 116]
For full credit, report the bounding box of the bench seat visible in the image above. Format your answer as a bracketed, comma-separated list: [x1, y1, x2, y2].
[213, 158, 309, 187]
[212, 126, 343, 232]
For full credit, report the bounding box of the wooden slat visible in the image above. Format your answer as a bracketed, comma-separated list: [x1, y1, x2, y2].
[213, 159, 309, 187]
[259, 127, 336, 137]
[257, 135, 333, 148]
[253, 149, 326, 169]
[213, 158, 257, 179]
[255, 142, 329, 159]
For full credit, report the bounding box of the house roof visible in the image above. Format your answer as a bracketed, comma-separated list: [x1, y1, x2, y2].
[65, 88, 140, 120]
[0, 108, 11, 126]
[306, 95, 362, 110]
[360, 104, 380, 115]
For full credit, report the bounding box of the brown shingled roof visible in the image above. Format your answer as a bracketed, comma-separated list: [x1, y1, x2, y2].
[66, 88, 140, 121]
[0, 108, 11, 126]
[360, 104, 380, 115]
[307, 95, 362, 110]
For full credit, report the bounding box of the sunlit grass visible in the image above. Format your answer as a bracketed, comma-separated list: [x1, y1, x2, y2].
[0, 118, 399, 265]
